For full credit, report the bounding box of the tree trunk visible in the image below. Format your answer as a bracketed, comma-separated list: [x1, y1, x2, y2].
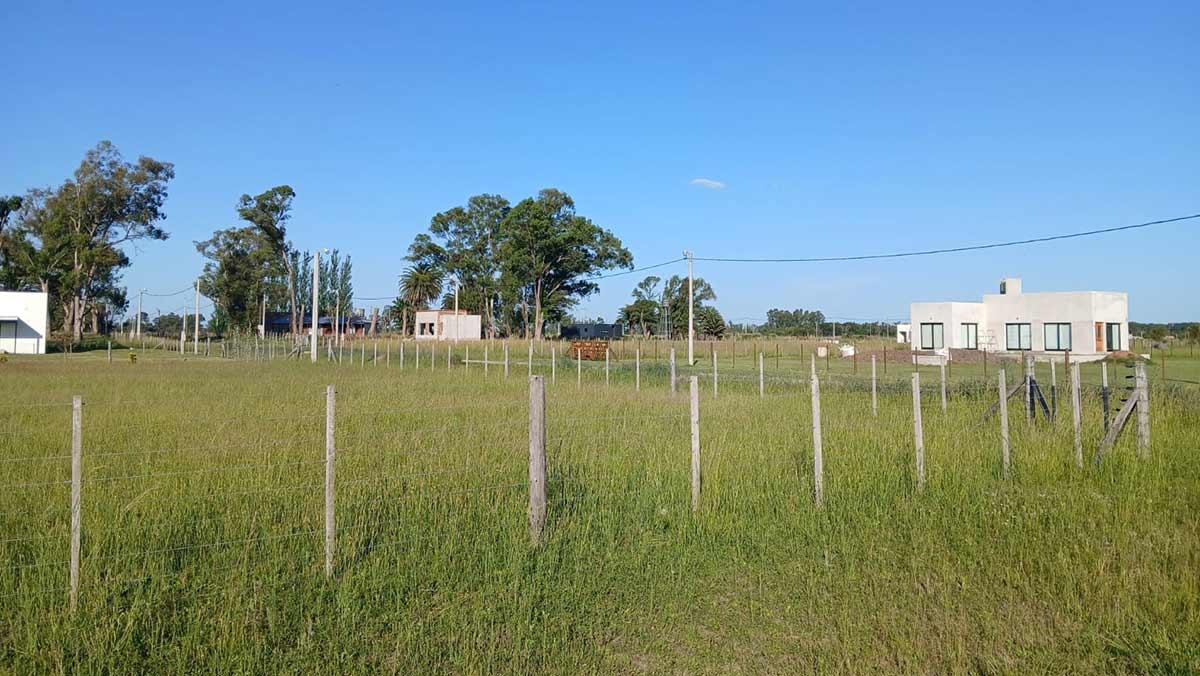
[533, 279, 544, 341]
[370, 308, 378, 336]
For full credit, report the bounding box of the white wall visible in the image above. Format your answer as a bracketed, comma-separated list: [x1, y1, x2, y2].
[910, 287, 1129, 357]
[0, 291, 49, 354]
[413, 311, 481, 341]
[440, 314, 481, 341]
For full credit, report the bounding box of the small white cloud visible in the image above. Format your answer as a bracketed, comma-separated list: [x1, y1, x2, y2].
[689, 178, 726, 190]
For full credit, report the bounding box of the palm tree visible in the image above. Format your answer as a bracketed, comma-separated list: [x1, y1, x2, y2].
[399, 264, 444, 336]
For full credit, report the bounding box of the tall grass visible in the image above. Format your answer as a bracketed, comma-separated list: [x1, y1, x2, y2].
[1, 347, 1197, 673]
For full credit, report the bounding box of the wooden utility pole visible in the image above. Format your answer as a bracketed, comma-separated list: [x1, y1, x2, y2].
[193, 280, 200, 354]
[311, 250, 320, 363]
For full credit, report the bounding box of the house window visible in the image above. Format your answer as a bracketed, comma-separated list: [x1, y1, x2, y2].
[1044, 323, 1072, 351]
[1006, 323, 1032, 350]
[961, 323, 978, 350]
[919, 323, 944, 350]
[1105, 323, 1121, 351]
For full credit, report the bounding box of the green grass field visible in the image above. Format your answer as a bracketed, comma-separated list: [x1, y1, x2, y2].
[2, 341, 1198, 673]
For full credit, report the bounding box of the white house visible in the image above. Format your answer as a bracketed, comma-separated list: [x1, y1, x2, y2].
[0, 291, 49, 354]
[909, 278, 1127, 361]
[414, 310, 481, 341]
[895, 322, 911, 344]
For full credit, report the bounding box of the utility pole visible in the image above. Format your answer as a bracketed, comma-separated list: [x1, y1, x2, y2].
[684, 249, 694, 365]
[453, 277, 460, 344]
[193, 281, 200, 354]
[136, 289, 144, 339]
[311, 249, 321, 363]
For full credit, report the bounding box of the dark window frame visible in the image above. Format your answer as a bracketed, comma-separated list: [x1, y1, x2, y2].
[1105, 322, 1121, 351]
[1044, 322, 1072, 351]
[1006, 322, 1032, 351]
[961, 323, 978, 350]
[919, 322, 944, 350]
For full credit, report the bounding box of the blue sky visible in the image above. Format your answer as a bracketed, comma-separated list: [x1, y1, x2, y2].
[2, 1, 1197, 322]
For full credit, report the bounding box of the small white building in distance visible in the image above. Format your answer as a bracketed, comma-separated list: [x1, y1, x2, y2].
[0, 290, 49, 354]
[895, 323, 911, 344]
[414, 309, 481, 341]
[909, 278, 1127, 361]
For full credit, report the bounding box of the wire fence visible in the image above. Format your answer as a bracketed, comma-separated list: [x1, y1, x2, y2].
[0, 347, 1161, 611]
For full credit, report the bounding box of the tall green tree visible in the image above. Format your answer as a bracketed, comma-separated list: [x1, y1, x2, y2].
[398, 263, 444, 336]
[238, 186, 297, 333]
[23, 142, 174, 342]
[661, 274, 717, 338]
[620, 275, 662, 337]
[498, 189, 632, 339]
[426, 194, 509, 337]
[195, 226, 283, 332]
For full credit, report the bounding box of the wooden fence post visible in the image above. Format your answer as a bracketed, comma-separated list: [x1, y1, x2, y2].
[605, 348, 610, 387]
[670, 348, 677, 395]
[1050, 359, 1057, 421]
[712, 345, 718, 399]
[1136, 361, 1150, 456]
[690, 376, 701, 513]
[483, 345, 488, 376]
[758, 352, 764, 398]
[465, 345, 469, 374]
[871, 355, 878, 417]
[1024, 355, 1033, 423]
[107, 341, 111, 364]
[551, 346, 556, 385]
[811, 370, 824, 507]
[325, 385, 336, 578]
[998, 370, 1010, 479]
[415, 342, 419, 371]
[504, 342, 510, 378]
[636, 349, 641, 392]
[528, 376, 547, 544]
[1071, 363, 1083, 468]
[69, 395, 82, 614]
[528, 341, 533, 377]
[939, 358, 947, 413]
[576, 348, 582, 389]
[912, 373, 925, 492]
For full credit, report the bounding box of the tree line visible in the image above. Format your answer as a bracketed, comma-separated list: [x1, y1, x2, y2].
[0, 141, 173, 342]
[389, 190, 633, 339]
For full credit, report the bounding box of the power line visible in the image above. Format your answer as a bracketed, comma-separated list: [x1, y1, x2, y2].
[693, 213, 1200, 263]
[142, 285, 193, 297]
[591, 257, 686, 280]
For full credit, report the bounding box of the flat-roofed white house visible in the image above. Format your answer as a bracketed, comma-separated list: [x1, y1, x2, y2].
[414, 309, 481, 341]
[909, 278, 1127, 361]
[895, 322, 911, 344]
[0, 290, 49, 354]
